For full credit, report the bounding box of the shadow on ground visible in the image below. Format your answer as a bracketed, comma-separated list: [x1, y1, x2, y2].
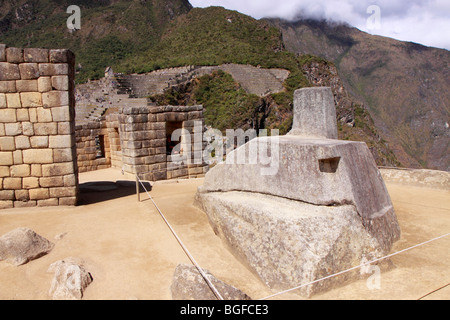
[77, 180, 152, 205]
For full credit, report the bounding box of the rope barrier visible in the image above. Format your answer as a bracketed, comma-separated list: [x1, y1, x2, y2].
[135, 174, 224, 301]
[133, 171, 448, 301]
[258, 232, 450, 300]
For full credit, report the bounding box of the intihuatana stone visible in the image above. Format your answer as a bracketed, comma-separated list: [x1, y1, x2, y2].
[289, 87, 338, 139]
[195, 87, 401, 297]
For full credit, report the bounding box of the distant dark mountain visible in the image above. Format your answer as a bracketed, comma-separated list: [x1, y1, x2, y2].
[267, 18, 450, 171]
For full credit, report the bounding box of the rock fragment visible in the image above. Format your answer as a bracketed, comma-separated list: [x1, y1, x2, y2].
[0, 227, 54, 266]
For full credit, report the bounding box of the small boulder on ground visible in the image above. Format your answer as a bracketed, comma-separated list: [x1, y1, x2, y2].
[0, 227, 54, 266]
[171, 263, 252, 300]
[47, 257, 93, 300]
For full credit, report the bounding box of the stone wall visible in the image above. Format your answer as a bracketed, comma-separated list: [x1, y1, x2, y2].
[75, 120, 111, 173]
[118, 105, 208, 181]
[0, 44, 78, 208]
[380, 168, 450, 190]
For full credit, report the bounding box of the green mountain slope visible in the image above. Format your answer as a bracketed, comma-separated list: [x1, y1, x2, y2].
[268, 18, 450, 171]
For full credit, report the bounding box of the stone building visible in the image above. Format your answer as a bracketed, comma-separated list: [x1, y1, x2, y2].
[0, 44, 78, 209]
[75, 105, 208, 181]
[0, 44, 208, 208]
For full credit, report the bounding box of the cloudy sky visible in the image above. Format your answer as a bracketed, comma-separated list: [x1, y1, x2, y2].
[189, 0, 450, 50]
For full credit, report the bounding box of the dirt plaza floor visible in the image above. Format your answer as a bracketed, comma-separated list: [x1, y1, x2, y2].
[0, 168, 448, 300]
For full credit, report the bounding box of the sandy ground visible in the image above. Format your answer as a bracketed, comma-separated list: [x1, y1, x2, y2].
[0, 168, 448, 300]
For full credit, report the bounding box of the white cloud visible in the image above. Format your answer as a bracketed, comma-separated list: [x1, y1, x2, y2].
[189, 0, 450, 50]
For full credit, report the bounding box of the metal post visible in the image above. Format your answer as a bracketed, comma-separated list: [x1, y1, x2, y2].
[136, 174, 140, 202]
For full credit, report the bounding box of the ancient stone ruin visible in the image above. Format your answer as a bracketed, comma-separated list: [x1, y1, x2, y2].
[0, 45, 78, 208]
[0, 44, 209, 208]
[195, 87, 401, 297]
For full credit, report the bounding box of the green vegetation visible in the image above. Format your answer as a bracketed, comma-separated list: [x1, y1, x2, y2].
[149, 70, 260, 132]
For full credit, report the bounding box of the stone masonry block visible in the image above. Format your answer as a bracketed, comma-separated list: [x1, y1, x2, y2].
[28, 108, 37, 122]
[15, 80, 38, 92]
[20, 92, 42, 107]
[36, 107, 53, 123]
[0, 93, 6, 108]
[6, 93, 21, 108]
[12, 150, 22, 165]
[0, 152, 13, 166]
[6, 47, 23, 63]
[19, 63, 40, 80]
[38, 77, 52, 92]
[22, 122, 34, 136]
[0, 109, 17, 122]
[0, 200, 13, 209]
[49, 187, 76, 198]
[3, 177, 22, 189]
[51, 106, 71, 122]
[49, 49, 72, 63]
[42, 162, 74, 177]
[23, 48, 49, 63]
[23, 177, 39, 189]
[39, 176, 64, 188]
[39, 63, 69, 76]
[16, 109, 29, 122]
[0, 190, 14, 200]
[59, 197, 77, 206]
[23, 149, 54, 164]
[33, 123, 57, 135]
[30, 136, 49, 148]
[5, 123, 22, 136]
[29, 188, 49, 200]
[0, 44, 5, 61]
[53, 148, 73, 163]
[58, 122, 74, 135]
[10, 164, 30, 177]
[51, 76, 69, 91]
[49, 135, 73, 148]
[0, 81, 16, 93]
[0, 137, 15, 151]
[37, 198, 58, 207]
[0, 166, 10, 177]
[63, 174, 77, 187]
[42, 91, 69, 107]
[15, 189, 30, 202]
[14, 136, 30, 149]
[31, 164, 42, 177]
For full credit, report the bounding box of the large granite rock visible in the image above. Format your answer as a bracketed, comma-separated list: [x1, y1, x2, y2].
[195, 87, 401, 297]
[196, 191, 389, 297]
[0, 227, 54, 266]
